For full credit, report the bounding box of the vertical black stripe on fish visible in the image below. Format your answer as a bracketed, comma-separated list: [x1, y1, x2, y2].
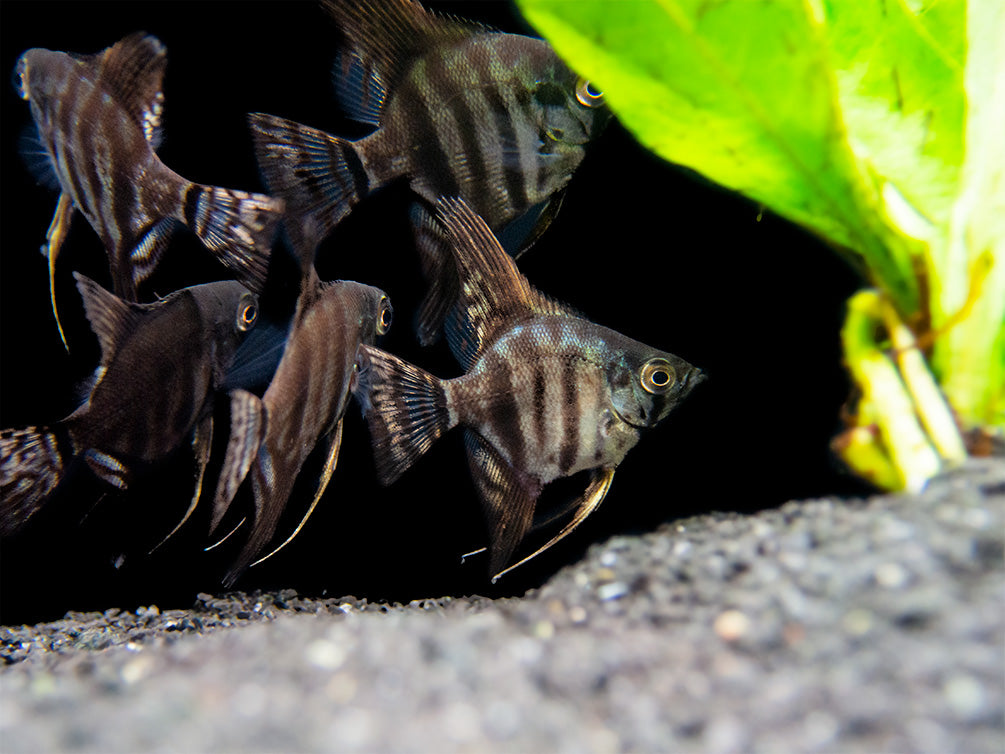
[532, 363, 547, 456]
[75, 81, 115, 250]
[558, 355, 581, 474]
[109, 131, 141, 268]
[183, 184, 207, 236]
[479, 68, 528, 218]
[332, 136, 369, 207]
[399, 64, 460, 199]
[486, 351, 524, 473]
[430, 47, 491, 203]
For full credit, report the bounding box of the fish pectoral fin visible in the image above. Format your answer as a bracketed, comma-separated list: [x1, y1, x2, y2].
[149, 415, 213, 554]
[492, 467, 616, 583]
[46, 193, 75, 351]
[463, 431, 542, 581]
[250, 419, 343, 568]
[209, 390, 266, 536]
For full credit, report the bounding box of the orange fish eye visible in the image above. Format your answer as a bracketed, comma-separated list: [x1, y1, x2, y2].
[640, 358, 676, 394]
[377, 296, 392, 335]
[575, 78, 604, 108]
[236, 295, 258, 332]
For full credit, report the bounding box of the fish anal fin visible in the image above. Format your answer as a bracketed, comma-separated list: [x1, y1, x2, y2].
[492, 467, 615, 583]
[210, 389, 266, 536]
[250, 419, 343, 568]
[355, 345, 452, 486]
[97, 32, 167, 146]
[149, 415, 214, 553]
[73, 272, 144, 369]
[463, 430, 541, 579]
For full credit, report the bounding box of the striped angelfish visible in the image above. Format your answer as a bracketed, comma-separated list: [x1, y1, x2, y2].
[0, 274, 259, 538]
[15, 32, 283, 346]
[209, 265, 393, 586]
[248, 0, 608, 344]
[354, 198, 704, 581]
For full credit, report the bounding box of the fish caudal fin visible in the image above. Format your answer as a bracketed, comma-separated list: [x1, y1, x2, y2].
[354, 344, 452, 486]
[247, 113, 368, 246]
[0, 427, 67, 536]
[182, 184, 283, 294]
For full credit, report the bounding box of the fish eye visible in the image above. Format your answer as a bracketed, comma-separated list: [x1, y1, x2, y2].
[236, 294, 258, 332]
[640, 358, 676, 394]
[575, 78, 604, 108]
[376, 296, 392, 335]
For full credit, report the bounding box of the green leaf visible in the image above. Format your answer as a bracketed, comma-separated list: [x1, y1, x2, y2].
[931, 0, 1005, 430]
[823, 0, 965, 234]
[516, 0, 923, 313]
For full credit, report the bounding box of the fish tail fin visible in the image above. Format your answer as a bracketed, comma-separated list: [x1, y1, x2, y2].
[181, 183, 283, 293]
[354, 344, 452, 485]
[247, 113, 369, 244]
[0, 427, 67, 535]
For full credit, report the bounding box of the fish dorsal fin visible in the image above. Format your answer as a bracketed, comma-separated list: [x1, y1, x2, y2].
[436, 196, 575, 370]
[322, 0, 485, 99]
[73, 272, 145, 368]
[97, 32, 167, 146]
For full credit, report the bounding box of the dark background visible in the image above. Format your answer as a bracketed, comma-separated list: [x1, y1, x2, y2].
[1, 1, 869, 624]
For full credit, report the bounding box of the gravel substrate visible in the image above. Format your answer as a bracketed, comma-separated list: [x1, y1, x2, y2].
[1, 460, 1002, 753]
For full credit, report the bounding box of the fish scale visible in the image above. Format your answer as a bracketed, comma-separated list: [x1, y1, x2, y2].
[211, 269, 393, 586]
[248, 0, 607, 345]
[0, 275, 260, 537]
[356, 197, 705, 579]
[15, 32, 283, 348]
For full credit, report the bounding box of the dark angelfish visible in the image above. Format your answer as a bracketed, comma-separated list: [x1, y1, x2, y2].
[0, 274, 259, 537]
[14, 32, 283, 346]
[248, 0, 607, 343]
[209, 240, 393, 585]
[355, 198, 705, 580]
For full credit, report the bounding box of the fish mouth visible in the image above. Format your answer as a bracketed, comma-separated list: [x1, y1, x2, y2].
[612, 405, 651, 431]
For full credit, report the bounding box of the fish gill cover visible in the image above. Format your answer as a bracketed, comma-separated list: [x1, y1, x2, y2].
[516, 0, 1004, 491]
[0, 1, 893, 621]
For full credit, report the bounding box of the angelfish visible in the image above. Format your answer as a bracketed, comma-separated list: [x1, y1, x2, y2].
[210, 242, 393, 585]
[0, 274, 259, 537]
[248, 0, 607, 343]
[15, 32, 283, 346]
[355, 198, 705, 580]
